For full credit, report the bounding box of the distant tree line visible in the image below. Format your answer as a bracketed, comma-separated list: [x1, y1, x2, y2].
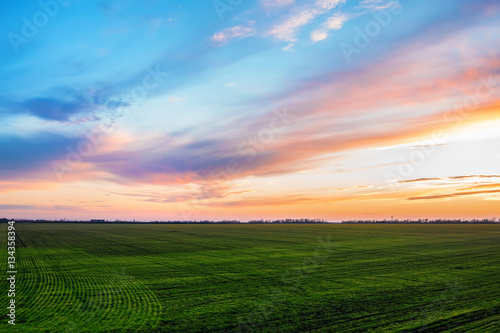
[1, 217, 498, 224]
[0, 218, 244, 224]
[342, 218, 499, 224]
[247, 218, 328, 224]
[1, 218, 328, 224]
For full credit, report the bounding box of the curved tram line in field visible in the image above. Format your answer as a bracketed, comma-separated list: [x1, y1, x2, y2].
[16, 235, 162, 332]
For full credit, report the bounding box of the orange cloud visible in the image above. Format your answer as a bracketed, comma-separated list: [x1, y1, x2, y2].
[408, 189, 500, 201]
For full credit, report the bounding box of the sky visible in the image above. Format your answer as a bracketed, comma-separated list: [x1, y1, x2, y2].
[0, 0, 499, 221]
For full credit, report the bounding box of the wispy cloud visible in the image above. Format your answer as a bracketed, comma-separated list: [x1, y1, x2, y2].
[408, 188, 500, 202]
[0, 88, 129, 122]
[399, 175, 500, 185]
[358, 0, 400, 10]
[211, 22, 257, 44]
[0, 204, 37, 210]
[311, 12, 348, 42]
[398, 176, 500, 202]
[270, 10, 316, 42]
[283, 43, 295, 52]
[315, 0, 346, 10]
[0, 204, 83, 211]
[398, 178, 443, 184]
[269, 0, 345, 42]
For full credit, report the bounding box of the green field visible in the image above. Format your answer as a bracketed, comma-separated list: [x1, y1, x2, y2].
[1, 223, 499, 332]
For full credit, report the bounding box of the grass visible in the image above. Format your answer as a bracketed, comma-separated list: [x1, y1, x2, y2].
[1, 223, 499, 332]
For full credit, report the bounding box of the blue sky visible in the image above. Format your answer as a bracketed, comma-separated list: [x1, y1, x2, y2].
[1, 0, 500, 221]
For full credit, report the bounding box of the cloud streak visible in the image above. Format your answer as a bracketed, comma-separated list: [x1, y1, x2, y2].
[211, 22, 257, 44]
[269, 0, 345, 41]
[311, 12, 348, 42]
